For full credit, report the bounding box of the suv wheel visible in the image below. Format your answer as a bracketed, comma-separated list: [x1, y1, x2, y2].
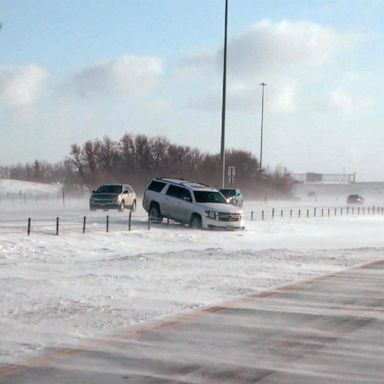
[190, 214, 202, 229]
[119, 200, 125, 212]
[149, 204, 163, 223]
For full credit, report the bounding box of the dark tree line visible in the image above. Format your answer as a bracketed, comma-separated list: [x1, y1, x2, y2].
[0, 160, 68, 184]
[0, 133, 294, 198]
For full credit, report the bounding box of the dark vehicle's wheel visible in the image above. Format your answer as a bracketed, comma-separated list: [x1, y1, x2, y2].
[149, 204, 163, 223]
[119, 200, 125, 212]
[190, 214, 202, 229]
[131, 200, 137, 212]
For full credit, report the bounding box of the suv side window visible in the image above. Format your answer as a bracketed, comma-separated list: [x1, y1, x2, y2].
[166, 185, 192, 202]
[179, 187, 192, 202]
[166, 185, 182, 198]
[148, 180, 166, 192]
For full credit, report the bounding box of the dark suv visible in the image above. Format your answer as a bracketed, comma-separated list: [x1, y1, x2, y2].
[347, 194, 364, 204]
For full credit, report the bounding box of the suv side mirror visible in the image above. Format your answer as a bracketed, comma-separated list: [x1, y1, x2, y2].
[123, 191, 128, 194]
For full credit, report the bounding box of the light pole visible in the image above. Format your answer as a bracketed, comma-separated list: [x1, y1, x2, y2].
[259, 82, 267, 174]
[220, 0, 228, 188]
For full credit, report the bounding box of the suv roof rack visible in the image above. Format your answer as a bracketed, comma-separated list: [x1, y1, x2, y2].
[180, 180, 210, 188]
[155, 177, 213, 189]
[156, 177, 185, 182]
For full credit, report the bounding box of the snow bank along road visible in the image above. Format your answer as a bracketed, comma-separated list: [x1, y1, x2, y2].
[1, 198, 384, 374]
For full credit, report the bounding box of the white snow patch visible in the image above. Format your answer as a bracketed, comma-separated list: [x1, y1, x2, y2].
[0, 184, 384, 364]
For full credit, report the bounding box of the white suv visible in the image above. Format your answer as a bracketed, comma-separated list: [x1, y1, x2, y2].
[142, 178, 245, 230]
[90, 184, 137, 212]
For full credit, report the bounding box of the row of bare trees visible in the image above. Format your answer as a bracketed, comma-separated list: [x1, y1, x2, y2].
[0, 133, 293, 197]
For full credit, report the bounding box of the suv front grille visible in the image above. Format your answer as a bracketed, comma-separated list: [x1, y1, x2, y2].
[218, 213, 241, 222]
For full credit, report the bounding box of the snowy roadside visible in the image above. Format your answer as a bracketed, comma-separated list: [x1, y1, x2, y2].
[1, 213, 384, 364]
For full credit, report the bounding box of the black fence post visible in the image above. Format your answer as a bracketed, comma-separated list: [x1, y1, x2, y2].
[128, 211, 132, 231]
[27, 218, 31, 236]
[298, 209, 301, 218]
[290, 209, 292, 218]
[106, 215, 109, 232]
[306, 209, 309, 218]
[272, 208, 275, 218]
[373, 206, 375, 215]
[321, 208, 324, 217]
[262, 210, 264, 221]
[56, 217, 59, 236]
[83, 216, 86, 234]
[280, 210, 283, 218]
[341, 208, 343, 216]
[148, 212, 151, 230]
[314, 208, 316, 217]
[251, 211, 254, 221]
[328, 208, 330, 217]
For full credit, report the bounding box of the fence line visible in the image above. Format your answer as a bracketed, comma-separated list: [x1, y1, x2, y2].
[247, 205, 382, 221]
[0, 205, 382, 236]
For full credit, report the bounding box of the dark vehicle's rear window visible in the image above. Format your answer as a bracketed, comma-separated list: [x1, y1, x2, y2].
[148, 180, 166, 192]
[194, 191, 227, 204]
[96, 185, 122, 194]
[220, 189, 236, 198]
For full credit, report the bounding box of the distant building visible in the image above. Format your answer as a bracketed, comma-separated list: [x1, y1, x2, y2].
[290, 172, 356, 184]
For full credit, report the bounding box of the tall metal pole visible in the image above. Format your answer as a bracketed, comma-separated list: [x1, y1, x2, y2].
[259, 82, 266, 174]
[220, 0, 228, 188]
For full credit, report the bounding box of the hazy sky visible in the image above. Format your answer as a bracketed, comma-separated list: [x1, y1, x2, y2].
[0, 0, 383, 180]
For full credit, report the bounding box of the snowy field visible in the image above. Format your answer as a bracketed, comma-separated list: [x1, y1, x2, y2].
[1, 182, 384, 366]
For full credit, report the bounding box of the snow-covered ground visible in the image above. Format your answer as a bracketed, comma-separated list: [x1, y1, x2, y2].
[0, 179, 62, 197]
[1, 183, 384, 365]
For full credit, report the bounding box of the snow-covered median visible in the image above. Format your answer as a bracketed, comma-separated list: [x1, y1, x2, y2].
[1, 209, 384, 364]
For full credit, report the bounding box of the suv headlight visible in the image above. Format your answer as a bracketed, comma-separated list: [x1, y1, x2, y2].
[205, 211, 217, 220]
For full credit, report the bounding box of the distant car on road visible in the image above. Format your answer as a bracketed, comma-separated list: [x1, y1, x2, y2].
[142, 178, 245, 230]
[347, 194, 364, 204]
[90, 184, 136, 212]
[219, 188, 244, 208]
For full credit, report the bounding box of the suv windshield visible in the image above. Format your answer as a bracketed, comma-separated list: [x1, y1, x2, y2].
[95, 185, 122, 194]
[194, 191, 227, 204]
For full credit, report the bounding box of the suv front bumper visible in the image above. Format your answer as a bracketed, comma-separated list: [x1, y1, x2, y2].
[203, 216, 245, 230]
[90, 202, 120, 210]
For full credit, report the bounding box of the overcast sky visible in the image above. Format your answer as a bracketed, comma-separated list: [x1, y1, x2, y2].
[0, 0, 383, 180]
